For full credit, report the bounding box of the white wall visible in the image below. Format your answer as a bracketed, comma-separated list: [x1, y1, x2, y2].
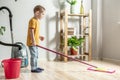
[0, 0, 91, 61]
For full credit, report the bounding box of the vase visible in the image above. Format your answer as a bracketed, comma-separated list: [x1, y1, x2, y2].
[80, 0, 84, 14]
[70, 5, 75, 14]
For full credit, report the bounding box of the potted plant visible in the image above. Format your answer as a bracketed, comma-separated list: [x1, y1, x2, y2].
[68, 36, 85, 55]
[0, 26, 6, 36]
[66, 0, 77, 14]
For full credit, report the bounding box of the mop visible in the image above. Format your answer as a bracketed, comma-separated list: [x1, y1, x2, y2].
[36, 45, 115, 73]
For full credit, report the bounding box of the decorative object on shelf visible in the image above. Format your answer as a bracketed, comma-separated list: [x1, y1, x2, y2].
[80, 0, 84, 14]
[68, 36, 85, 55]
[66, 0, 77, 14]
[68, 27, 75, 35]
[0, 26, 6, 36]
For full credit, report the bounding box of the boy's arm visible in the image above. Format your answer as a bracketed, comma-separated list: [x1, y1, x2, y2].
[30, 28, 36, 46]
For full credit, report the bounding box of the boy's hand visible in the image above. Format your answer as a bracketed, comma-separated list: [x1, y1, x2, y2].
[32, 41, 36, 46]
[40, 36, 44, 41]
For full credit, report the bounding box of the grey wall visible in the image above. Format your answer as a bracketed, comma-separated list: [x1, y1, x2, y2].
[91, 0, 103, 59]
[92, 0, 120, 61]
[91, 0, 97, 58]
[102, 0, 120, 60]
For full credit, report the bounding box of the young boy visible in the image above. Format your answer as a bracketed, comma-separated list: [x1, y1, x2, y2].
[26, 5, 45, 73]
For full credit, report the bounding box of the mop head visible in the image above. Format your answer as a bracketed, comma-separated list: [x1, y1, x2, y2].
[87, 67, 115, 73]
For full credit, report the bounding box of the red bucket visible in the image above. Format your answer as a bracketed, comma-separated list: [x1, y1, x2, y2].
[2, 58, 21, 79]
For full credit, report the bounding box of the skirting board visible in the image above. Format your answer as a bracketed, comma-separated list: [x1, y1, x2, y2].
[93, 57, 120, 65]
[102, 58, 120, 65]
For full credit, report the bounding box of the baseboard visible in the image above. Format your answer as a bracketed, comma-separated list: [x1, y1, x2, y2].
[92, 57, 120, 65]
[102, 58, 120, 65]
[92, 57, 101, 60]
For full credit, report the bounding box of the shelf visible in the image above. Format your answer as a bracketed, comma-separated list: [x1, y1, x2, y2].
[68, 14, 89, 17]
[62, 34, 89, 38]
[61, 12, 89, 17]
[68, 54, 88, 61]
[59, 10, 92, 61]
[68, 54, 87, 57]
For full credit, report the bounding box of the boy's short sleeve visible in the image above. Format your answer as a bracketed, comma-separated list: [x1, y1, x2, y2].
[29, 19, 36, 29]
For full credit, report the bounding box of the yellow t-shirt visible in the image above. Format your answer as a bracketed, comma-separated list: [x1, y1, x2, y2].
[27, 17, 40, 46]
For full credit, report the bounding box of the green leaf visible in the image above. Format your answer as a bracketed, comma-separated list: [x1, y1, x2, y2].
[68, 36, 85, 48]
[66, 0, 77, 5]
[1, 26, 6, 31]
[0, 26, 6, 36]
[0, 30, 3, 35]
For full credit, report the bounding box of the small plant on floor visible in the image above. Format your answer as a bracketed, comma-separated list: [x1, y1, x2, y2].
[68, 36, 85, 55]
[0, 26, 6, 36]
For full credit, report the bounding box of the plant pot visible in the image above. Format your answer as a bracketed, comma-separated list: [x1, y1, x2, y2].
[70, 48, 78, 55]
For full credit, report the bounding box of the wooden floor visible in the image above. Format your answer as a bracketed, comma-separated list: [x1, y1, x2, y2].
[0, 60, 120, 80]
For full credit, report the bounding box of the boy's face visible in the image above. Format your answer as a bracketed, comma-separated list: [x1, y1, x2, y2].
[35, 10, 45, 19]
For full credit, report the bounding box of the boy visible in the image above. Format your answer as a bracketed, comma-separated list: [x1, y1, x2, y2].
[26, 5, 45, 73]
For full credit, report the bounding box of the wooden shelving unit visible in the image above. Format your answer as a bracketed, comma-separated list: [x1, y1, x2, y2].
[59, 10, 92, 62]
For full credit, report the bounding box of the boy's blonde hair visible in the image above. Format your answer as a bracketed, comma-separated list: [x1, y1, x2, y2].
[34, 5, 45, 13]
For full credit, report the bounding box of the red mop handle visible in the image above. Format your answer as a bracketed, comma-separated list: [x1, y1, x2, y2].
[36, 45, 97, 68]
